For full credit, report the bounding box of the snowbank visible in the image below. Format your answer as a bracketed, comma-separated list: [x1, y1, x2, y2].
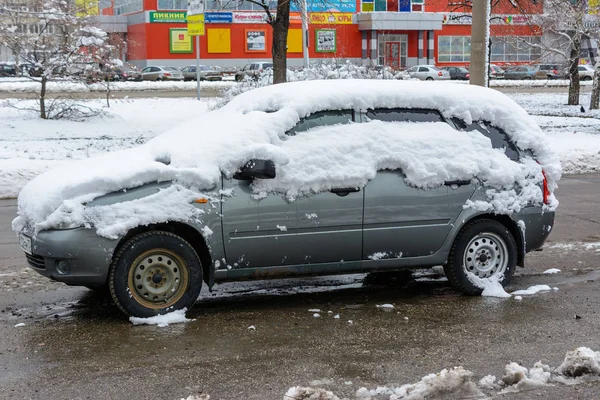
[129, 308, 192, 327]
[11, 80, 560, 236]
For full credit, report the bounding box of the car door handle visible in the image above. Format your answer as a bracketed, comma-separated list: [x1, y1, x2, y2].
[330, 187, 360, 197]
[444, 180, 471, 186]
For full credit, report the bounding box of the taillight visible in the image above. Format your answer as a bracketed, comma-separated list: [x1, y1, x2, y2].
[438, 71, 443, 76]
[542, 169, 550, 205]
[163, 73, 171, 77]
[466, 73, 470, 78]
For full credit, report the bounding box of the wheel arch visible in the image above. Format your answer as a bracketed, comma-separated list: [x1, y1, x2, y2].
[113, 222, 213, 287]
[459, 214, 525, 268]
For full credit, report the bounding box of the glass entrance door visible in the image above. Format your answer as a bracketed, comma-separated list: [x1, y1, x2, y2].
[378, 34, 408, 68]
[385, 42, 400, 68]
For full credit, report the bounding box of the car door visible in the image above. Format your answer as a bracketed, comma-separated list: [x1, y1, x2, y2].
[418, 66, 430, 80]
[221, 109, 363, 268]
[361, 108, 461, 259]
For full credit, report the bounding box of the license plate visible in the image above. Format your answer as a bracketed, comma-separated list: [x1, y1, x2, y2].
[19, 234, 32, 255]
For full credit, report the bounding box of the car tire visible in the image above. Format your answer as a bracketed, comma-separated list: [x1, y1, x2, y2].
[426, 77, 434, 81]
[235, 74, 244, 82]
[444, 219, 517, 296]
[583, 76, 593, 81]
[108, 231, 203, 318]
[523, 77, 532, 80]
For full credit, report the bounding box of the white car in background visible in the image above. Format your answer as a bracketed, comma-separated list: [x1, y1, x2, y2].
[407, 65, 451, 81]
[578, 64, 595, 81]
[141, 66, 184, 81]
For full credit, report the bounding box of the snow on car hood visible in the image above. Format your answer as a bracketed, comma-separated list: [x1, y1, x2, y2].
[13, 80, 561, 238]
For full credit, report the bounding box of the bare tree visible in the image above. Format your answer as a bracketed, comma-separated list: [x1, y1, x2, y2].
[0, 0, 118, 118]
[212, 0, 295, 84]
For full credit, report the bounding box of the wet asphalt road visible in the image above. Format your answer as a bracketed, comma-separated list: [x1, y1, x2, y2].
[1, 174, 600, 400]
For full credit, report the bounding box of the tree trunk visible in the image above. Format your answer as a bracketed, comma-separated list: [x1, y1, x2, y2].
[567, 34, 581, 106]
[40, 76, 47, 119]
[271, 0, 290, 84]
[590, 68, 600, 110]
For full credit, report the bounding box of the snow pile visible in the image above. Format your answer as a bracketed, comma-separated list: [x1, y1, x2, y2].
[543, 268, 561, 274]
[512, 285, 552, 296]
[0, 79, 233, 93]
[129, 308, 192, 327]
[466, 272, 511, 298]
[13, 80, 560, 236]
[356, 367, 482, 400]
[283, 386, 339, 400]
[500, 362, 552, 393]
[558, 347, 600, 377]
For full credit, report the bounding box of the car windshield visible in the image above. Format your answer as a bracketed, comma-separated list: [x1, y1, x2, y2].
[457, 67, 469, 73]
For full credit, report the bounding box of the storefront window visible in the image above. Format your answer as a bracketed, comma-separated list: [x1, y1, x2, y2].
[114, 0, 142, 15]
[490, 36, 542, 62]
[362, 0, 423, 12]
[208, 0, 276, 11]
[437, 36, 471, 63]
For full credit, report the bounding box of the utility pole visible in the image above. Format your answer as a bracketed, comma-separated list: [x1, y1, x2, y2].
[470, 0, 489, 87]
[301, 0, 310, 68]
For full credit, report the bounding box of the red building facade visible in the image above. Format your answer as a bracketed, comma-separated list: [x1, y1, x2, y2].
[101, 0, 543, 69]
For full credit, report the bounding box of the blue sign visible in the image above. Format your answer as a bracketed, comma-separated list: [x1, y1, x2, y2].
[292, 0, 357, 13]
[204, 12, 233, 23]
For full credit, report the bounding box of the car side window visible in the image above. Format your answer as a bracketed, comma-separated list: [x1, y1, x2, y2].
[578, 66, 585, 72]
[141, 67, 151, 72]
[287, 110, 353, 136]
[365, 108, 445, 123]
[451, 119, 520, 161]
[418, 67, 429, 72]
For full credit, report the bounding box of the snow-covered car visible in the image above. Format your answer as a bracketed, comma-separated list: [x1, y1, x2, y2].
[13, 80, 560, 318]
[141, 66, 184, 81]
[406, 65, 451, 81]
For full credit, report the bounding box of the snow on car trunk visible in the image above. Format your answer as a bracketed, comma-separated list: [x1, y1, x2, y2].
[13, 80, 561, 237]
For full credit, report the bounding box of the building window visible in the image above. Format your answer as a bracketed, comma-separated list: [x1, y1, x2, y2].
[437, 36, 471, 63]
[490, 36, 542, 62]
[157, 0, 187, 10]
[114, 0, 143, 15]
[362, 0, 422, 11]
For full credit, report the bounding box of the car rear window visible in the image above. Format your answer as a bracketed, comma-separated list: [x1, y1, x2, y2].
[365, 108, 445, 123]
[451, 119, 520, 161]
[287, 110, 353, 136]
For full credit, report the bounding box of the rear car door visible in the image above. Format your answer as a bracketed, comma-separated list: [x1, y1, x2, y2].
[221, 110, 363, 268]
[361, 109, 461, 259]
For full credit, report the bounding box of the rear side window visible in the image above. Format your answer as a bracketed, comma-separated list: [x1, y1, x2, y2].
[452, 119, 520, 161]
[366, 108, 445, 123]
[418, 67, 429, 72]
[287, 110, 353, 136]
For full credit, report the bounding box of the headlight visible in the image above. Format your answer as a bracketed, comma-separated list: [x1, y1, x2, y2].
[54, 221, 83, 230]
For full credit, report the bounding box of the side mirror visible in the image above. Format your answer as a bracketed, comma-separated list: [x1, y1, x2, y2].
[233, 159, 276, 180]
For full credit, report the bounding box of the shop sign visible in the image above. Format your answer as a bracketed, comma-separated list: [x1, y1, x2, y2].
[246, 29, 266, 52]
[442, 13, 530, 25]
[310, 13, 353, 24]
[150, 11, 187, 23]
[316, 29, 336, 53]
[233, 11, 268, 23]
[169, 28, 192, 53]
[204, 12, 233, 23]
[187, 14, 205, 36]
[292, 0, 356, 13]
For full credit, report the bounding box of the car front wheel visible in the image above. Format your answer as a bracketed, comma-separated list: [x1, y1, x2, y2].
[444, 219, 517, 295]
[109, 231, 203, 317]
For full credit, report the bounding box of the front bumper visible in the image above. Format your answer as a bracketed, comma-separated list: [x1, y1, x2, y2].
[21, 227, 119, 286]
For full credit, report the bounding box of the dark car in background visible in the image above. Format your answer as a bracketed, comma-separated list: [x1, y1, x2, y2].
[489, 65, 505, 79]
[441, 66, 470, 80]
[181, 65, 223, 81]
[504, 65, 547, 80]
[0, 63, 17, 77]
[538, 64, 562, 80]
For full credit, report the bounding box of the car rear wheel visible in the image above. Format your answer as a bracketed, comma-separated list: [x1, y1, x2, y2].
[583, 76, 593, 81]
[426, 77, 434, 81]
[444, 219, 517, 295]
[109, 231, 203, 317]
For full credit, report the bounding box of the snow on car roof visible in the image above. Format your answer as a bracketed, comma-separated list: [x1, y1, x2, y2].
[13, 80, 561, 237]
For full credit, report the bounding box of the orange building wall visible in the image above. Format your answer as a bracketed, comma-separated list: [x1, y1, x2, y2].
[426, 0, 543, 14]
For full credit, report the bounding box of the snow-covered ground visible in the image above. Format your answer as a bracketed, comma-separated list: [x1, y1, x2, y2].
[0, 90, 598, 199]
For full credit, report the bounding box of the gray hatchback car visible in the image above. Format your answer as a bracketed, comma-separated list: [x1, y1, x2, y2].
[16, 81, 556, 318]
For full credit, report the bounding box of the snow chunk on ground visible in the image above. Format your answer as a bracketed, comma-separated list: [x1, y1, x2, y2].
[376, 304, 395, 309]
[543, 268, 561, 274]
[500, 362, 552, 393]
[14, 323, 26, 327]
[129, 309, 192, 327]
[356, 367, 482, 400]
[478, 374, 498, 390]
[512, 285, 552, 296]
[558, 347, 600, 377]
[466, 272, 511, 298]
[284, 386, 339, 400]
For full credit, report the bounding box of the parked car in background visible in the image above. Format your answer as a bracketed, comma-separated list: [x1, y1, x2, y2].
[235, 62, 273, 81]
[578, 64, 595, 81]
[538, 64, 561, 80]
[141, 66, 184, 81]
[181, 65, 223, 81]
[0, 63, 17, 77]
[441, 66, 470, 80]
[122, 66, 142, 81]
[489, 65, 505, 79]
[504, 66, 546, 80]
[406, 65, 451, 81]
